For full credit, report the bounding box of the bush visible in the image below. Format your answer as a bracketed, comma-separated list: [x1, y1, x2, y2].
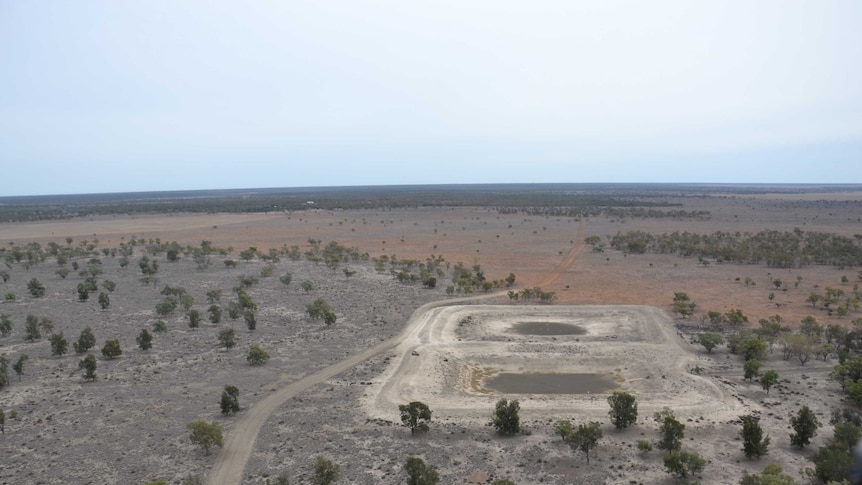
[247, 345, 270, 365]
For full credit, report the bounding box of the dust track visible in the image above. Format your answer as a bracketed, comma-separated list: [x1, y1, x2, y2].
[205, 227, 586, 485]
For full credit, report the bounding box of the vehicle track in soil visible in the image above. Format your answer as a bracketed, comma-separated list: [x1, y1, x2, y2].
[205, 221, 586, 485]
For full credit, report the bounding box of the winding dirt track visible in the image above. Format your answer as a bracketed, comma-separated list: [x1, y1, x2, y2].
[205, 220, 585, 485]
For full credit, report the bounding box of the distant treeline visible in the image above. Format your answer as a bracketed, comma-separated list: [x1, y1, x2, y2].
[1, 183, 856, 223]
[498, 206, 710, 220]
[0, 184, 690, 223]
[607, 229, 862, 268]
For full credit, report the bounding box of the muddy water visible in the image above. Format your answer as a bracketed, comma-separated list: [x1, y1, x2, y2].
[486, 372, 617, 394]
[510, 321, 586, 335]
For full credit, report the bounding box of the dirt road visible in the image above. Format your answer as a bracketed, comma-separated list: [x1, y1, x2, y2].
[205, 229, 585, 485]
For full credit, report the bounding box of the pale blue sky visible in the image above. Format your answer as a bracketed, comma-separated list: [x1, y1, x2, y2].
[1, 1, 861, 196]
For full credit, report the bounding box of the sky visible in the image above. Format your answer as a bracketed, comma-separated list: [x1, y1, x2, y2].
[1, 1, 861, 196]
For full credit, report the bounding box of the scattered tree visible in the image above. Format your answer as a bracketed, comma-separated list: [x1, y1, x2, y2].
[101, 339, 122, 359]
[206, 289, 222, 303]
[404, 456, 439, 485]
[554, 419, 573, 441]
[492, 398, 520, 435]
[279, 273, 293, 286]
[49, 332, 68, 357]
[0, 355, 7, 389]
[218, 327, 236, 350]
[187, 309, 201, 329]
[300, 280, 314, 293]
[607, 391, 638, 430]
[79, 354, 97, 381]
[0, 314, 12, 337]
[187, 420, 223, 454]
[98, 291, 110, 310]
[208, 305, 222, 324]
[741, 414, 770, 458]
[244, 310, 257, 331]
[739, 338, 768, 362]
[27, 278, 46, 297]
[399, 401, 432, 435]
[137, 328, 153, 351]
[24, 315, 41, 341]
[655, 408, 685, 453]
[760, 370, 779, 395]
[663, 450, 706, 479]
[306, 298, 336, 325]
[74, 327, 96, 353]
[220, 385, 240, 415]
[697, 332, 724, 353]
[789, 405, 819, 448]
[12, 354, 27, 381]
[744, 359, 762, 381]
[247, 344, 270, 365]
[568, 421, 603, 463]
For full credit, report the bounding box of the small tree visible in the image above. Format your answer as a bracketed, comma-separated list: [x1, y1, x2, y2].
[79, 354, 97, 381]
[187, 420, 223, 454]
[655, 408, 685, 453]
[0, 408, 4, 434]
[218, 327, 236, 350]
[220, 385, 240, 415]
[279, 273, 293, 286]
[312, 456, 339, 485]
[404, 456, 440, 485]
[399, 401, 432, 435]
[49, 332, 68, 357]
[187, 309, 201, 329]
[741, 414, 770, 458]
[74, 327, 96, 353]
[300, 280, 314, 293]
[607, 391, 638, 430]
[101, 339, 122, 359]
[208, 305, 222, 324]
[12, 354, 27, 381]
[180, 293, 195, 311]
[790, 405, 819, 448]
[739, 338, 768, 361]
[0, 314, 12, 337]
[137, 328, 153, 351]
[205, 289, 222, 304]
[247, 344, 270, 365]
[663, 450, 706, 479]
[492, 398, 520, 435]
[27, 278, 46, 298]
[244, 310, 257, 331]
[0, 355, 7, 389]
[568, 421, 603, 463]
[744, 359, 762, 381]
[760, 370, 779, 394]
[77, 282, 91, 301]
[24, 315, 41, 341]
[697, 332, 724, 353]
[306, 299, 336, 325]
[554, 419, 574, 441]
[98, 291, 110, 310]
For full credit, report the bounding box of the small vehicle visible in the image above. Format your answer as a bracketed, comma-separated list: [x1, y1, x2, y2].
[411, 350, 419, 356]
